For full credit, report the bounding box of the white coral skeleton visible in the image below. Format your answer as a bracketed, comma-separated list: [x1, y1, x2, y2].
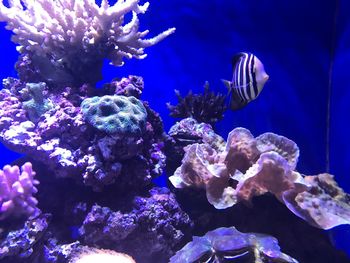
[0, 0, 175, 66]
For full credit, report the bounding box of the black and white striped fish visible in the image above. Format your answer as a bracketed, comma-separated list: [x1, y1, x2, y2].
[223, 52, 269, 110]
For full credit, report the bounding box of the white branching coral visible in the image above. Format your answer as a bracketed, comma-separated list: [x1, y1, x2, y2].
[0, 0, 175, 84]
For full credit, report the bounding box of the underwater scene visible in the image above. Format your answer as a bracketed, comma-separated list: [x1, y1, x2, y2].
[0, 0, 350, 262]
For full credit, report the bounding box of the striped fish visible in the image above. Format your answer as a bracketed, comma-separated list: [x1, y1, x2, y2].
[223, 52, 269, 110]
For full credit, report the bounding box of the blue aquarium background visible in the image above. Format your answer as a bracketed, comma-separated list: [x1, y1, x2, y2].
[0, 0, 349, 259]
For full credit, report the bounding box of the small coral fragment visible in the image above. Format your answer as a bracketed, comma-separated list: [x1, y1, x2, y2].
[21, 82, 53, 122]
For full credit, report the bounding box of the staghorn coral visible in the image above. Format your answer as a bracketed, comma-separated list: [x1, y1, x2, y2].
[170, 226, 298, 263]
[0, 0, 175, 85]
[81, 95, 147, 135]
[167, 82, 227, 126]
[0, 162, 40, 220]
[169, 127, 350, 230]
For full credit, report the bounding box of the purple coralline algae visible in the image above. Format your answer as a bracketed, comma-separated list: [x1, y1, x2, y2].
[109, 75, 145, 98]
[0, 162, 40, 220]
[169, 127, 350, 230]
[0, 213, 50, 260]
[167, 82, 227, 126]
[78, 187, 193, 262]
[170, 226, 298, 263]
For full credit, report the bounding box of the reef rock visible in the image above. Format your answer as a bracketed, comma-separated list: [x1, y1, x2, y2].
[0, 78, 166, 191]
[78, 187, 193, 262]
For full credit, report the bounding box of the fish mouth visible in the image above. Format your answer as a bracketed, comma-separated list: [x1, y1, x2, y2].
[263, 73, 269, 81]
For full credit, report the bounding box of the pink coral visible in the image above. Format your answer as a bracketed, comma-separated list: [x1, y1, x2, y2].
[0, 162, 39, 220]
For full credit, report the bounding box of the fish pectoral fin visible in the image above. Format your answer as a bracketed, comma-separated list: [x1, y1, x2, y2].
[229, 89, 247, 110]
[221, 79, 232, 91]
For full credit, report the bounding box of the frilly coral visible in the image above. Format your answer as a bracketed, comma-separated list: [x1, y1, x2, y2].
[165, 118, 226, 175]
[170, 226, 298, 263]
[169, 127, 350, 230]
[0, 162, 40, 220]
[0, 0, 175, 85]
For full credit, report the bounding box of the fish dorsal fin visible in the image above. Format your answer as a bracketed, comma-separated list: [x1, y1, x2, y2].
[231, 52, 246, 68]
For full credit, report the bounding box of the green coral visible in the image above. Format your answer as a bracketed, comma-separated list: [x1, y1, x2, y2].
[21, 82, 53, 122]
[81, 95, 147, 135]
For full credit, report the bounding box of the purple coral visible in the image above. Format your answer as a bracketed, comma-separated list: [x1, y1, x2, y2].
[78, 187, 193, 262]
[0, 162, 40, 220]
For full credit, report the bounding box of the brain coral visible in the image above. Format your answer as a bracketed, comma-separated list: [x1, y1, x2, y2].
[81, 95, 147, 135]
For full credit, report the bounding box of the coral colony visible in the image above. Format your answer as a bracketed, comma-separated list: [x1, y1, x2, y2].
[0, 1, 349, 263]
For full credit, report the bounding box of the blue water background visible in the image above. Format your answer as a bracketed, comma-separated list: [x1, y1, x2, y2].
[0, 0, 348, 255]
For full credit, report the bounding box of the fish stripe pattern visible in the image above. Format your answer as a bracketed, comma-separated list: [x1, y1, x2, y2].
[233, 52, 258, 102]
[227, 51, 268, 110]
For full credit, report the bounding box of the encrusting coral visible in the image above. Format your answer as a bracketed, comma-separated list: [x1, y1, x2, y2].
[0, 162, 40, 220]
[169, 126, 350, 230]
[170, 226, 298, 263]
[0, 0, 175, 85]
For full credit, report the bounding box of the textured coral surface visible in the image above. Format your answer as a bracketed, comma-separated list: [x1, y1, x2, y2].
[169, 125, 350, 230]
